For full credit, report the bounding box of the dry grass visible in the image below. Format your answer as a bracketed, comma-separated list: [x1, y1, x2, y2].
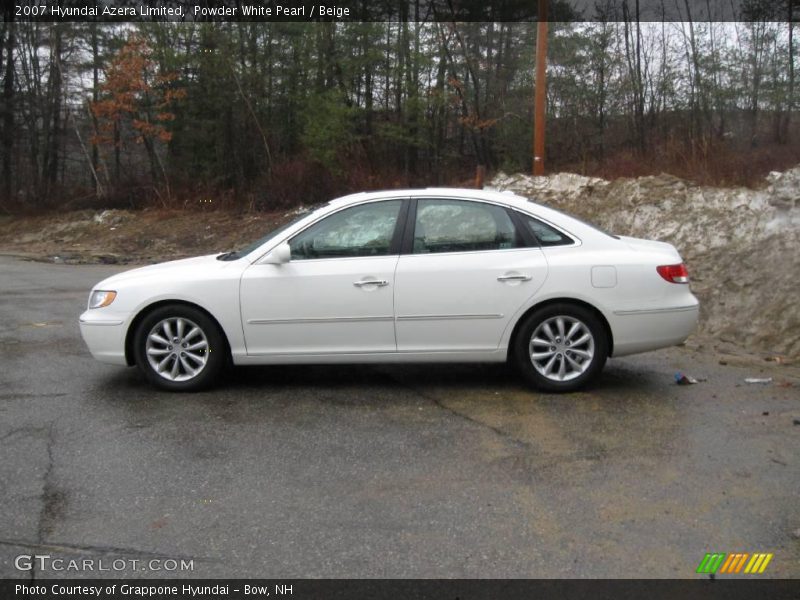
[560, 139, 800, 188]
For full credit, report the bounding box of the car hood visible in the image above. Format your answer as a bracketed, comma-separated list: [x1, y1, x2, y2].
[94, 254, 233, 288]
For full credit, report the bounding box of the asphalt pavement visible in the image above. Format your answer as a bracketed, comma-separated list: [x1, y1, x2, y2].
[0, 255, 798, 578]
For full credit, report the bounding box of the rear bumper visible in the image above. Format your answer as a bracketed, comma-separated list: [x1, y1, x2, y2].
[609, 301, 699, 357]
[79, 311, 128, 366]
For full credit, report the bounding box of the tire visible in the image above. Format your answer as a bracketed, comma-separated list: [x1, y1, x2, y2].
[512, 303, 608, 393]
[133, 304, 227, 392]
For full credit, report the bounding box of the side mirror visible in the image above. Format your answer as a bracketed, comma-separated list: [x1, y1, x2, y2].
[262, 242, 291, 265]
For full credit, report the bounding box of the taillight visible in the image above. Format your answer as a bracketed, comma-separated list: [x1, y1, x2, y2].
[657, 263, 689, 284]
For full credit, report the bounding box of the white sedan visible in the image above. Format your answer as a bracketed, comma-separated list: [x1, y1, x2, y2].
[79, 188, 699, 392]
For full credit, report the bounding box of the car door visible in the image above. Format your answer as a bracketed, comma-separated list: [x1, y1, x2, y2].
[240, 199, 406, 356]
[394, 198, 548, 353]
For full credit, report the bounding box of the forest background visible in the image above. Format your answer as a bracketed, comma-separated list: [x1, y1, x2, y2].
[0, 2, 797, 212]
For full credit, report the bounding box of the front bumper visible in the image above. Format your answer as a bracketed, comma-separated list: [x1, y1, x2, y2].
[79, 310, 128, 365]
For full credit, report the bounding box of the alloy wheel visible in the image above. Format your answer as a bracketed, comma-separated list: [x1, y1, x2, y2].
[528, 315, 595, 382]
[145, 317, 209, 382]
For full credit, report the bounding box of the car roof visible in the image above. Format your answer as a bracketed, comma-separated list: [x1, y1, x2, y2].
[329, 187, 532, 209]
[329, 187, 577, 225]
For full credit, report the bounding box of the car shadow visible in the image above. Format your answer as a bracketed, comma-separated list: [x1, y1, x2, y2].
[100, 359, 660, 398]
[91, 347, 671, 411]
[223, 362, 513, 389]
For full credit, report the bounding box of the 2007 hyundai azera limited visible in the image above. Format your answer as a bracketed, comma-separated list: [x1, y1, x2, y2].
[80, 188, 699, 392]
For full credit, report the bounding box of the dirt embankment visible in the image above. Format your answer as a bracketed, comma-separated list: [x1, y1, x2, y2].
[490, 168, 800, 361]
[0, 208, 292, 265]
[1, 168, 798, 360]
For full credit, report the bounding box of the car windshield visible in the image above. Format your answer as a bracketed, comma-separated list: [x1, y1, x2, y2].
[217, 207, 319, 261]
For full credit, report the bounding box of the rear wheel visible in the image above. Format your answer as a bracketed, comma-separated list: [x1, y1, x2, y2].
[133, 304, 226, 392]
[513, 303, 608, 392]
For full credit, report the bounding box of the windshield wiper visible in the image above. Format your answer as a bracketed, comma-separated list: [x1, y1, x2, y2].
[216, 251, 241, 261]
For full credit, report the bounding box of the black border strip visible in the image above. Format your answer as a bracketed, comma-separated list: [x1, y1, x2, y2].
[5, 0, 800, 23]
[3, 579, 800, 600]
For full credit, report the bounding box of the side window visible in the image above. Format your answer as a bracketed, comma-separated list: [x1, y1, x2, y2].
[289, 200, 402, 260]
[413, 199, 522, 254]
[523, 215, 573, 247]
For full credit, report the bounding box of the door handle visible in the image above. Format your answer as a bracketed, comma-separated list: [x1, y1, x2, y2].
[497, 273, 531, 282]
[353, 279, 389, 287]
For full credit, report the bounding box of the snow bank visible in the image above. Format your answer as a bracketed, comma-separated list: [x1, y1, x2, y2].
[489, 167, 800, 359]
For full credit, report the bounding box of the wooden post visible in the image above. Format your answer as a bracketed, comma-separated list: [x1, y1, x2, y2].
[533, 0, 548, 175]
[475, 164, 486, 188]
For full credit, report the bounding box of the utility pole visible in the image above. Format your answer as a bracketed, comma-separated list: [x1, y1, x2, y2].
[532, 0, 548, 175]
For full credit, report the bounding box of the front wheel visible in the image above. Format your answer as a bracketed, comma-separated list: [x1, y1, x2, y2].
[512, 303, 608, 393]
[133, 304, 227, 392]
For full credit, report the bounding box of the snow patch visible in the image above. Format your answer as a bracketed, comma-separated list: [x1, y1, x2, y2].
[490, 166, 800, 359]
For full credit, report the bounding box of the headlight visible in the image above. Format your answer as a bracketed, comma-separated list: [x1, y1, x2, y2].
[88, 290, 117, 309]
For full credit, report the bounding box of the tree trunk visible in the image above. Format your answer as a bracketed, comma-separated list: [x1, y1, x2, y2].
[90, 24, 100, 192]
[623, 2, 646, 155]
[45, 24, 63, 193]
[113, 120, 121, 181]
[785, 3, 795, 143]
[1, 24, 14, 201]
